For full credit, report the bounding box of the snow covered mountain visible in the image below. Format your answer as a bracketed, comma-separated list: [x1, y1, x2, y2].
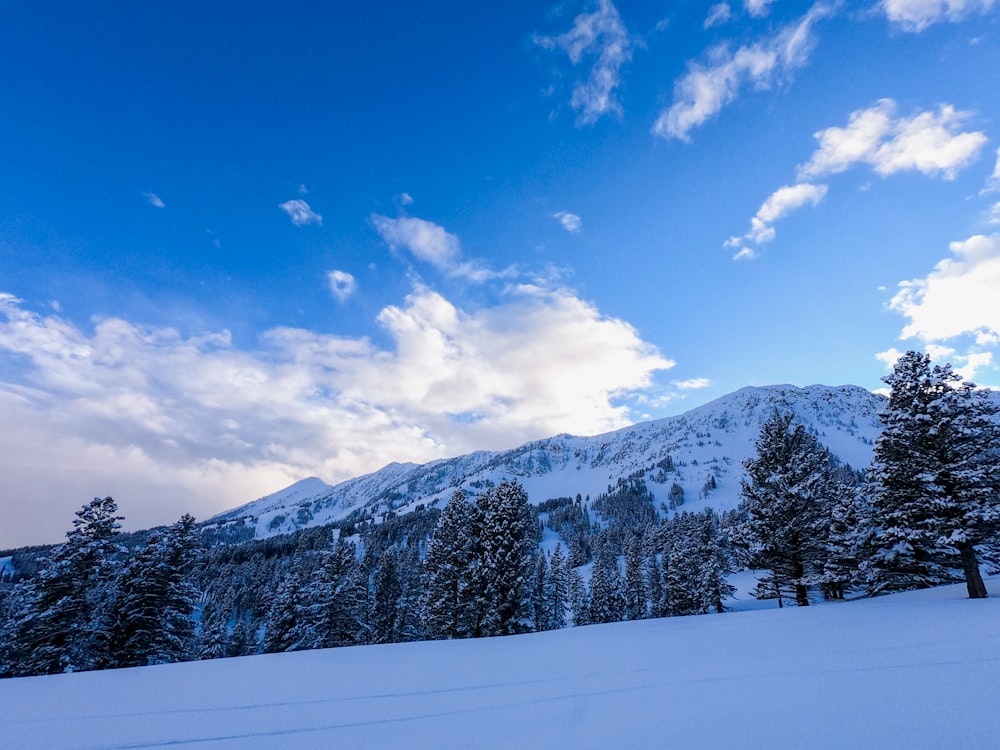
[211, 384, 886, 538]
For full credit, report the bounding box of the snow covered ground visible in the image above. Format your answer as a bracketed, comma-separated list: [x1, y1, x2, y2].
[2, 579, 999, 749]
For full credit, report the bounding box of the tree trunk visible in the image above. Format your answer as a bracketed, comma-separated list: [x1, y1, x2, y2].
[959, 543, 988, 599]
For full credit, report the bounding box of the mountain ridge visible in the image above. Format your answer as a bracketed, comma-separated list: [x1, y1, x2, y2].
[210, 383, 886, 538]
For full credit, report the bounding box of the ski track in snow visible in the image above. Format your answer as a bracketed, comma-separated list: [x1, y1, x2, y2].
[3, 579, 1000, 749]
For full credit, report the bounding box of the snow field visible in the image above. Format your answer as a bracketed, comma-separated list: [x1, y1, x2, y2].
[1, 578, 998, 749]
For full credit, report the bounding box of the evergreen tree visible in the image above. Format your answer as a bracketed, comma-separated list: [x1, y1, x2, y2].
[531, 553, 549, 632]
[645, 552, 664, 618]
[370, 551, 404, 644]
[262, 568, 307, 653]
[733, 414, 837, 607]
[292, 539, 367, 649]
[227, 613, 258, 657]
[692, 511, 735, 614]
[9, 497, 124, 675]
[545, 544, 570, 630]
[477, 480, 534, 636]
[865, 351, 1000, 598]
[568, 567, 590, 626]
[197, 602, 230, 660]
[588, 535, 623, 624]
[393, 545, 426, 642]
[622, 534, 647, 620]
[102, 514, 199, 668]
[421, 491, 481, 639]
[662, 513, 702, 616]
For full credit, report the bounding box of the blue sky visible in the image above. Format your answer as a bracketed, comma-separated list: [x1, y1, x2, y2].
[2, 0, 999, 545]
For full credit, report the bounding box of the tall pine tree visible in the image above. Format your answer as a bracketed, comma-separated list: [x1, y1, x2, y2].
[865, 351, 1000, 598]
[9, 497, 124, 675]
[734, 414, 837, 607]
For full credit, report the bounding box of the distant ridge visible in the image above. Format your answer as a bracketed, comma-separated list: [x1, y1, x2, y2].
[210, 384, 885, 538]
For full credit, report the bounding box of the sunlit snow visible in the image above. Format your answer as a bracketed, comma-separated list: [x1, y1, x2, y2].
[2, 579, 997, 749]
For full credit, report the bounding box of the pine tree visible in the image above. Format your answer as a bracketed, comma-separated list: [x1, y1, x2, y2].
[531, 553, 549, 632]
[197, 602, 230, 660]
[568, 567, 590, 626]
[9, 497, 124, 675]
[645, 552, 664, 618]
[262, 569, 306, 653]
[865, 351, 1000, 598]
[733, 414, 837, 607]
[393, 545, 425, 642]
[545, 545, 570, 630]
[588, 535, 623, 624]
[477, 480, 534, 636]
[622, 534, 647, 620]
[662, 512, 702, 616]
[421, 491, 481, 639]
[692, 511, 735, 614]
[370, 551, 404, 644]
[102, 514, 199, 668]
[292, 538, 367, 649]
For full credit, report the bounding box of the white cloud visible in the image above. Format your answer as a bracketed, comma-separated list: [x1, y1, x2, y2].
[371, 214, 510, 282]
[327, 270, 356, 302]
[553, 211, 583, 233]
[673, 377, 712, 390]
[704, 3, 732, 28]
[279, 199, 323, 226]
[654, 3, 834, 141]
[983, 147, 1000, 194]
[731, 246, 760, 261]
[989, 201, 1000, 225]
[534, 0, 634, 124]
[399, 192, 414, 205]
[144, 192, 165, 208]
[745, 0, 779, 16]
[298, 184, 309, 195]
[728, 100, 987, 260]
[0, 289, 672, 545]
[798, 99, 988, 181]
[725, 183, 828, 257]
[372, 215, 461, 267]
[876, 344, 993, 383]
[889, 233, 1000, 344]
[882, 0, 996, 32]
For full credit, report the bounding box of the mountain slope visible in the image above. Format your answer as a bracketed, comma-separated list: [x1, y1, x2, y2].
[212, 384, 885, 538]
[2, 578, 997, 749]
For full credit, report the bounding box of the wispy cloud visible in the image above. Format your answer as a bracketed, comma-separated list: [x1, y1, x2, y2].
[982, 147, 1000, 194]
[0, 288, 672, 543]
[553, 211, 583, 233]
[372, 214, 511, 282]
[673, 377, 712, 390]
[725, 183, 828, 259]
[882, 0, 997, 32]
[654, 3, 834, 142]
[327, 270, 357, 302]
[728, 99, 988, 259]
[745, 0, 779, 16]
[534, 0, 635, 125]
[279, 199, 323, 226]
[144, 192, 166, 208]
[704, 3, 732, 28]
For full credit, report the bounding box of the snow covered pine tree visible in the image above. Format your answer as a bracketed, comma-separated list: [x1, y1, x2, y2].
[866, 351, 1000, 599]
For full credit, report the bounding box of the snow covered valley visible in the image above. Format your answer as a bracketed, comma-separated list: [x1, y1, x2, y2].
[2, 577, 998, 750]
